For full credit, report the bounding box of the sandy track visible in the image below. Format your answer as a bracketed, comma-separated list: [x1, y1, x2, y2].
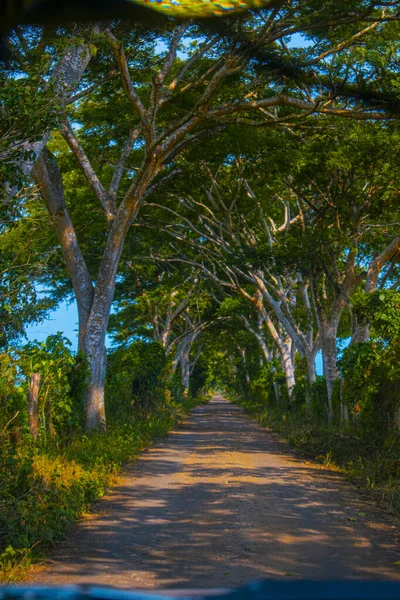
[30, 396, 400, 589]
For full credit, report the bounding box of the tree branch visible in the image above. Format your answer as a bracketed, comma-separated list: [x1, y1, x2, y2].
[61, 121, 114, 223]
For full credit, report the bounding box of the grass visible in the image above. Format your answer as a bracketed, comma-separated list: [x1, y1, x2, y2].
[0, 395, 206, 582]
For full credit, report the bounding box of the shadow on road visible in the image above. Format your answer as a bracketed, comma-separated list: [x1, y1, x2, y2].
[31, 397, 400, 588]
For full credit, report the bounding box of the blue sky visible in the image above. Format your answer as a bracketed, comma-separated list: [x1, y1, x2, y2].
[25, 299, 80, 347]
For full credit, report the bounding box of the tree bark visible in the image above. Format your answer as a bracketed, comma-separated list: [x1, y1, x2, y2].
[32, 148, 110, 430]
[320, 326, 338, 422]
[180, 351, 191, 396]
[253, 273, 318, 391]
[304, 349, 317, 416]
[281, 341, 295, 398]
[28, 373, 40, 439]
[82, 343, 107, 430]
[258, 306, 296, 399]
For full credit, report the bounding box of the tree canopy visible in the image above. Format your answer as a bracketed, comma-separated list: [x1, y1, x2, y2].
[1, 0, 400, 429]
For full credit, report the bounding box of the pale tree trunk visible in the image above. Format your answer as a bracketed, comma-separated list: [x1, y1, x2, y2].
[28, 373, 40, 439]
[253, 274, 318, 392]
[79, 191, 141, 428]
[303, 349, 317, 416]
[238, 347, 251, 386]
[281, 339, 295, 399]
[82, 341, 108, 430]
[177, 330, 203, 397]
[258, 305, 296, 399]
[320, 324, 339, 422]
[228, 354, 238, 377]
[171, 334, 191, 378]
[180, 350, 191, 396]
[239, 291, 296, 399]
[310, 251, 361, 422]
[306, 350, 317, 385]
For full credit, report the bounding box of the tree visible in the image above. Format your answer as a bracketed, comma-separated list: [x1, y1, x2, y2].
[9, 2, 397, 428]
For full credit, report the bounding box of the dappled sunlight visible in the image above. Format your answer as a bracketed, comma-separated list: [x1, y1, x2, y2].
[30, 397, 400, 589]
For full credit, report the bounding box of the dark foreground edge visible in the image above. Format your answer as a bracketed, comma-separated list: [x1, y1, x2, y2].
[2, 582, 400, 600]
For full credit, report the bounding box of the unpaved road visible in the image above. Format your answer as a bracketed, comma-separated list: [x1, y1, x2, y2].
[31, 396, 400, 588]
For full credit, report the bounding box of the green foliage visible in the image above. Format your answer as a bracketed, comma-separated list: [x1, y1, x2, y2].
[0, 196, 58, 349]
[0, 68, 60, 196]
[17, 334, 84, 439]
[106, 341, 168, 419]
[0, 323, 209, 580]
[353, 289, 400, 342]
[0, 350, 26, 431]
[336, 290, 400, 438]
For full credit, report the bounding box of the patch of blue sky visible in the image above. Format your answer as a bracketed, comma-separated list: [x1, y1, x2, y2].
[24, 299, 79, 349]
[315, 349, 323, 376]
[24, 299, 114, 351]
[285, 32, 313, 49]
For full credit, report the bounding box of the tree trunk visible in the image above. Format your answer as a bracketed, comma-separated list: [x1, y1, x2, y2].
[280, 339, 295, 399]
[28, 373, 40, 439]
[180, 354, 191, 397]
[32, 145, 140, 431]
[303, 351, 317, 416]
[320, 328, 338, 422]
[80, 225, 126, 430]
[306, 351, 317, 386]
[238, 347, 251, 386]
[82, 340, 108, 431]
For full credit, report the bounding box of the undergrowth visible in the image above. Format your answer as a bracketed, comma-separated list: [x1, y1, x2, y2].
[0, 395, 205, 583]
[235, 395, 400, 518]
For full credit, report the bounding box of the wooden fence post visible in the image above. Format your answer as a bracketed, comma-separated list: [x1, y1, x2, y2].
[28, 373, 40, 439]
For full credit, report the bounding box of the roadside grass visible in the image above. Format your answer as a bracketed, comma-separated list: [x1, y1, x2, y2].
[235, 396, 400, 518]
[0, 395, 206, 583]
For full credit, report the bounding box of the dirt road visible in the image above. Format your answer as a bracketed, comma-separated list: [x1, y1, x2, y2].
[31, 396, 400, 588]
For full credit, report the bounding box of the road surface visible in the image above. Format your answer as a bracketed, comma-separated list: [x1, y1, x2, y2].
[30, 396, 400, 588]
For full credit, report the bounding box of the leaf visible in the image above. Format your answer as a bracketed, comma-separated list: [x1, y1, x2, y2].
[393, 561, 400, 566]
[347, 517, 356, 521]
[357, 512, 367, 517]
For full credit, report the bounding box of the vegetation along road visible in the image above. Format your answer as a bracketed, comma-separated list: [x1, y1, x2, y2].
[31, 397, 400, 589]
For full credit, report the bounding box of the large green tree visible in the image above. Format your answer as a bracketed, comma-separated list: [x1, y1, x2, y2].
[5, 1, 399, 428]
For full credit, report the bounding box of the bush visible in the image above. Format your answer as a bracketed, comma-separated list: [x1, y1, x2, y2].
[106, 340, 169, 420]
